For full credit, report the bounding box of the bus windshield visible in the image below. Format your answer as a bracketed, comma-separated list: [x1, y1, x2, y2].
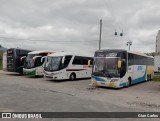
[93, 57, 120, 78]
[24, 54, 37, 69]
[93, 50, 127, 78]
[44, 56, 62, 72]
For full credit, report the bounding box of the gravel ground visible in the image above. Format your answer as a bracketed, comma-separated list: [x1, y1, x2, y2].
[0, 70, 160, 121]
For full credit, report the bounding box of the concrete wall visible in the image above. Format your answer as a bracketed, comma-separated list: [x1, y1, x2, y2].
[2, 52, 7, 71]
[156, 30, 160, 53]
[154, 55, 160, 72]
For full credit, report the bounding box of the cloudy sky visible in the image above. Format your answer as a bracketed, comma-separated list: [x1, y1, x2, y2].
[0, 0, 160, 55]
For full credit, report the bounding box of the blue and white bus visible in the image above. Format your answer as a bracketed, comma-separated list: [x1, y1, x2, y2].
[91, 49, 154, 88]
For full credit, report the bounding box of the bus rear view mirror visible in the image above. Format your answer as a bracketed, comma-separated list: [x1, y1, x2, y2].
[20, 56, 26, 63]
[62, 56, 65, 64]
[88, 60, 91, 66]
[118, 60, 122, 69]
[32, 56, 42, 63]
[41, 56, 46, 63]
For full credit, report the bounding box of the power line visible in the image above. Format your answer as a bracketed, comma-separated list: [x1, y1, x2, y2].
[0, 36, 97, 43]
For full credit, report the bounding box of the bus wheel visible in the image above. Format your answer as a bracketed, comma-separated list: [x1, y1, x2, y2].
[146, 74, 150, 81]
[126, 77, 131, 87]
[69, 73, 76, 81]
[150, 74, 152, 81]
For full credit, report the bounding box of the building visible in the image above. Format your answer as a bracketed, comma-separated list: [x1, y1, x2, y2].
[154, 30, 160, 73]
[156, 30, 160, 53]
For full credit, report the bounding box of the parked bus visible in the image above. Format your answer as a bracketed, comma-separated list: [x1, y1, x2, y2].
[23, 50, 54, 76]
[91, 49, 154, 88]
[43, 52, 93, 80]
[7, 48, 31, 74]
[2, 52, 7, 71]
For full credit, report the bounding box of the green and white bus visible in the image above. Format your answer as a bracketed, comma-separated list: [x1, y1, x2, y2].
[23, 50, 54, 76]
[91, 49, 154, 88]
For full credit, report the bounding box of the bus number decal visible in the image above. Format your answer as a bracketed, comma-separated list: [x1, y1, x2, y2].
[137, 66, 143, 71]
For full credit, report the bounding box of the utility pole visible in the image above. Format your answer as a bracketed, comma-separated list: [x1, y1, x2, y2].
[99, 19, 102, 50]
[126, 41, 132, 51]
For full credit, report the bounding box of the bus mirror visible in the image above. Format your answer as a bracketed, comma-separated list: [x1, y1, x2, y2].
[32, 56, 42, 63]
[41, 56, 46, 63]
[20, 56, 26, 62]
[118, 60, 122, 69]
[88, 60, 91, 66]
[62, 56, 65, 64]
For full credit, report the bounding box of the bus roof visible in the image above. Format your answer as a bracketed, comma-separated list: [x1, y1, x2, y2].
[95, 49, 153, 58]
[28, 50, 52, 54]
[48, 52, 93, 58]
[128, 51, 154, 58]
[8, 48, 31, 51]
[95, 49, 126, 52]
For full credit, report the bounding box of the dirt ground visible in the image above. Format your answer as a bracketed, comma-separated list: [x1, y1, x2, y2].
[0, 70, 160, 112]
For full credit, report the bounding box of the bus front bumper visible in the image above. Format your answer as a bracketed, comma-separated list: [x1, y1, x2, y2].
[23, 68, 36, 76]
[91, 77, 122, 88]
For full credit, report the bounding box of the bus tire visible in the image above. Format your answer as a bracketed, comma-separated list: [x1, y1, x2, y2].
[150, 74, 152, 81]
[69, 73, 76, 81]
[18, 67, 23, 74]
[146, 74, 150, 81]
[126, 77, 131, 87]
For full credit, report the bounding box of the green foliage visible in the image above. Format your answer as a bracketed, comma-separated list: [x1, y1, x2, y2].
[153, 76, 160, 81]
[0, 51, 3, 59]
[0, 60, 2, 70]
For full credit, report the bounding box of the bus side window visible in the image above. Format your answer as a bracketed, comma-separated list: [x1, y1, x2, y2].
[64, 56, 72, 68]
[72, 56, 81, 65]
[90, 58, 93, 65]
[82, 57, 88, 65]
[35, 57, 42, 67]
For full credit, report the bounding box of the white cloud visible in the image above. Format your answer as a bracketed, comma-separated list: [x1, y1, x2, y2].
[0, 0, 160, 55]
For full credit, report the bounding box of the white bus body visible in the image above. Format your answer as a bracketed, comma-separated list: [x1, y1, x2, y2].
[2, 52, 7, 71]
[23, 50, 54, 76]
[91, 49, 154, 88]
[43, 52, 93, 80]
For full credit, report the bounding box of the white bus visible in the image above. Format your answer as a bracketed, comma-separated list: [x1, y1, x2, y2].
[22, 50, 54, 76]
[91, 49, 154, 88]
[43, 52, 93, 80]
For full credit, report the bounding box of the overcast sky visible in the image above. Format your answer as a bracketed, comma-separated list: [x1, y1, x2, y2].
[0, 0, 160, 55]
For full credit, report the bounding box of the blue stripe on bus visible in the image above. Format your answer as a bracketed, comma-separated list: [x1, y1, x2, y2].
[131, 75, 146, 84]
[120, 75, 146, 87]
[119, 83, 126, 87]
[131, 66, 147, 85]
[120, 66, 147, 87]
[92, 76, 106, 82]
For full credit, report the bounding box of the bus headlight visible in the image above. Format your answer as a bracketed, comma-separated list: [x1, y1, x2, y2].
[111, 79, 118, 82]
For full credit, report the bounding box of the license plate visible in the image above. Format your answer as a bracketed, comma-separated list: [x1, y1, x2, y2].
[109, 82, 114, 87]
[101, 82, 105, 85]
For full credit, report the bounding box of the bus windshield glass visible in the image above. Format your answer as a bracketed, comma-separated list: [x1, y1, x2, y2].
[44, 56, 62, 71]
[93, 50, 127, 78]
[24, 54, 37, 69]
[93, 57, 120, 78]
